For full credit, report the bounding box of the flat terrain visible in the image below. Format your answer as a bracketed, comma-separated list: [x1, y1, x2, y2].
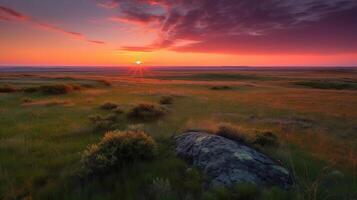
[0, 67, 356, 199]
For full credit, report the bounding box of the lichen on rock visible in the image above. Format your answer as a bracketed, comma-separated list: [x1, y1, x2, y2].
[175, 131, 294, 189]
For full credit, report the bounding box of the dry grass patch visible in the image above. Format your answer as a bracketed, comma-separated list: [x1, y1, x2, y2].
[215, 122, 248, 143]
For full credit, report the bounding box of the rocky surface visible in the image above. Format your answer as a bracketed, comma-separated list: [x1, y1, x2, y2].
[175, 131, 293, 189]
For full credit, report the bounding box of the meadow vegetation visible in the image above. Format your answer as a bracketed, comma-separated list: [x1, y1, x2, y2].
[159, 95, 174, 105]
[0, 84, 18, 93]
[23, 84, 81, 95]
[127, 103, 166, 121]
[295, 80, 357, 90]
[80, 130, 156, 177]
[0, 69, 356, 199]
[210, 85, 233, 90]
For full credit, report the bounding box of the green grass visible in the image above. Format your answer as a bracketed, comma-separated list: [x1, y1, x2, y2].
[152, 73, 279, 81]
[295, 80, 357, 90]
[0, 71, 356, 199]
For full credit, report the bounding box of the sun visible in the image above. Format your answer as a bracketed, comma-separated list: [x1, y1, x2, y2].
[135, 60, 142, 65]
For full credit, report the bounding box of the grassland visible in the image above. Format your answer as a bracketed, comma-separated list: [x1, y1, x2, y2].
[0, 68, 356, 199]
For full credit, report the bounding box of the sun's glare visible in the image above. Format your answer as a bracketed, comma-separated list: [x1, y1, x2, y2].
[135, 60, 142, 65]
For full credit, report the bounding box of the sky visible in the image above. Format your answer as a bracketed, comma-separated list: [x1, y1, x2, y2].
[0, 0, 357, 67]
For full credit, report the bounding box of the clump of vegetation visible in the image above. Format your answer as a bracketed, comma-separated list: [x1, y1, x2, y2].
[253, 131, 279, 147]
[88, 114, 119, 130]
[295, 80, 357, 90]
[0, 84, 18, 93]
[80, 130, 156, 176]
[100, 102, 118, 110]
[159, 95, 174, 105]
[23, 84, 81, 95]
[114, 107, 124, 114]
[22, 98, 33, 103]
[210, 85, 232, 90]
[98, 79, 112, 87]
[215, 123, 247, 143]
[127, 103, 166, 121]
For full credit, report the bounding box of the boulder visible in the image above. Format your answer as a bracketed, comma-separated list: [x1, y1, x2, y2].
[175, 131, 293, 189]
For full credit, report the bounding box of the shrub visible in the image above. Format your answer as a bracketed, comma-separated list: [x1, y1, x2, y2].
[80, 130, 156, 176]
[88, 114, 116, 130]
[127, 103, 165, 121]
[253, 131, 279, 147]
[215, 123, 247, 143]
[69, 84, 83, 91]
[24, 84, 74, 95]
[22, 98, 33, 103]
[98, 79, 112, 87]
[0, 84, 17, 93]
[159, 96, 174, 105]
[100, 102, 118, 110]
[114, 107, 124, 114]
[210, 85, 232, 90]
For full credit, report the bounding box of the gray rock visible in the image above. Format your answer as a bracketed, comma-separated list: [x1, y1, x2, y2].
[175, 132, 293, 189]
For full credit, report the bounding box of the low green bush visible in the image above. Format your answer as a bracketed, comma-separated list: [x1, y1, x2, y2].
[80, 130, 156, 177]
[253, 131, 279, 147]
[127, 103, 166, 121]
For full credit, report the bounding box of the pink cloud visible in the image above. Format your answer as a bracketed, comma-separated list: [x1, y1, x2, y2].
[0, 5, 105, 45]
[97, 1, 119, 9]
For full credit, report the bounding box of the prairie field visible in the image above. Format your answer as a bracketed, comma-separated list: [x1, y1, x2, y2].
[0, 67, 356, 200]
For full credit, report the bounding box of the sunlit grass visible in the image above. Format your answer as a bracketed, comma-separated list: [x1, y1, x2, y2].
[0, 70, 356, 199]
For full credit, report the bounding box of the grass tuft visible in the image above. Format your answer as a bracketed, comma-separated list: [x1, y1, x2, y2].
[100, 102, 118, 110]
[215, 122, 247, 143]
[127, 103, 166, 121]
[79, 130, 156, 177]
[0, 84, 18, 93]
[159, 96, 174, 105]
[98, 79, 112, 87]
[253, 131, 279, 147]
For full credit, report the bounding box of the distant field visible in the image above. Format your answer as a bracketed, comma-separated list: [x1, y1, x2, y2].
[0, 67, 356, 199]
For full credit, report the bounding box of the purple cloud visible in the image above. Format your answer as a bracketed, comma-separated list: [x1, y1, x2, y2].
[103, 0, 357, 54]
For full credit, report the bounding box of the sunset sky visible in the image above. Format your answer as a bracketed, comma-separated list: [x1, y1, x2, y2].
[1, 0, 357, 67]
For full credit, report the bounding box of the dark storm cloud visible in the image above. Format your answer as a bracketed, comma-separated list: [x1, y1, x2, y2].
[103, 0, 357, 54]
